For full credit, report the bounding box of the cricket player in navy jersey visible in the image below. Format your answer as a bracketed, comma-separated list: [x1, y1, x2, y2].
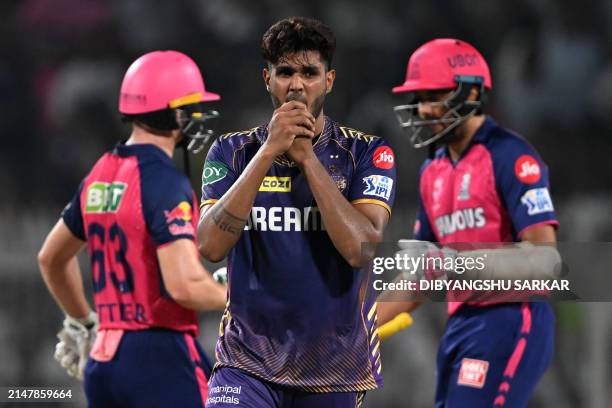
[377, 39, 559, 407]
[197, 17, 396, 408]
[38, 51, 227, 407]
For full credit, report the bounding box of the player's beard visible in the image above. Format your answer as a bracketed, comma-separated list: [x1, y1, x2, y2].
[422, 114, 463, 145]
[309, 92, 325, 120]
[440, 127, 463, 144]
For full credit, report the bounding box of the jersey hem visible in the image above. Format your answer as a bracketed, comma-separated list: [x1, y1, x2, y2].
[212, 362, 379, 393]
[517, 220, 559, 240]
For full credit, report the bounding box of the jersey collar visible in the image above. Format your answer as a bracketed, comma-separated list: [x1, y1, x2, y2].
[113, 143, 174, 164]
[436, 116, 498, 162]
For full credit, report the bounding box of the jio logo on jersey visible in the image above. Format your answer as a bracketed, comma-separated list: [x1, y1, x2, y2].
[363, 175, 393, 201]
[372, 146, 395, 169]
[514, 155, 541, 184]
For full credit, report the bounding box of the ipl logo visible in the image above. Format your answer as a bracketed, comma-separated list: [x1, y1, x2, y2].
[363, 175, 393, 201]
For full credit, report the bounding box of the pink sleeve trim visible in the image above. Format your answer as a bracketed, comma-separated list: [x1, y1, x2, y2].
[517, 220, 559, 240]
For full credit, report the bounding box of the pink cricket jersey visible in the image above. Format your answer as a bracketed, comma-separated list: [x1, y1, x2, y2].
[414, 117, 558, 315]
[62, 144, 200, 334]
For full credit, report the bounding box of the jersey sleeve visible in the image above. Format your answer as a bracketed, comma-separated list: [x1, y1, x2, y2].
[61, 180, 86, 241]
[200, 137, 239, 207]
[348, 138, 396, 215]
[492, 138, 559, 238]
[413, 160, 437, 241]
[142, 170, 198, 247]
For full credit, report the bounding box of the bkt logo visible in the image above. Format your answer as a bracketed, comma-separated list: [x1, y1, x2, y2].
[259, 176, 291, 192]
[363, 175, 393, 201]
[85, 182, 127, 214]
[435, 207, 486, 238]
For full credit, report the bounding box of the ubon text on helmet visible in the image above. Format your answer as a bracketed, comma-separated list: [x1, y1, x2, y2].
[119, 50, 221, 153]
[392, 39, 492, 148]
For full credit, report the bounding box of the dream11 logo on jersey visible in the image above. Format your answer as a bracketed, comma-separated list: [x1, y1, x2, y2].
[373, 146, 394, 170]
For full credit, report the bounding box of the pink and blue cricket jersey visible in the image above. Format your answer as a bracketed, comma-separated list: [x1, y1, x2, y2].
[414, 117, 557, 407]
[62, 143, 211, 407]
[200, 117, 395, 402]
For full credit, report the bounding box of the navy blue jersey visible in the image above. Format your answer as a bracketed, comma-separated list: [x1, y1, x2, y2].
[201, 117, 396, 392]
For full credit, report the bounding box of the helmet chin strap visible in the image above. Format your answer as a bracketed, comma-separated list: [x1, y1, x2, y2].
[182, 144, 191, 180]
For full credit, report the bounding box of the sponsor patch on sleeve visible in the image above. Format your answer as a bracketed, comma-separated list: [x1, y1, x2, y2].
[373, 146, 395, 169]
[362, 175, 393, 201]
[202, 161, 228, 185]
[521, 187, 554, 215]
[514, 155, 541, 184]
[457, 358, 489, 388]
[164, 201, 195, 235]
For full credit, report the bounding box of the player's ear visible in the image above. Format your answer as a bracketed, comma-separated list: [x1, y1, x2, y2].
[262, 67, 271, 92]
[325, 69, 336, 94]
[172, 128, 183, 144]
[467, 85, 480, 102]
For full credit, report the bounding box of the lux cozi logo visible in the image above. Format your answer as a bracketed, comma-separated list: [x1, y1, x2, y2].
[85, 182, 127, 213]
[259, 176, 291, 192]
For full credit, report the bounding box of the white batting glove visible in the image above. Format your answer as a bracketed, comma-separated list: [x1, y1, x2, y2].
[396, 239, 456, 280]
[54, 311, 98, 380]
[212, 267, 228, 284]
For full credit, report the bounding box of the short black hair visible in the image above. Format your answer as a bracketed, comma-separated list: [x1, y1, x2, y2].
[261, 17, 336, 69]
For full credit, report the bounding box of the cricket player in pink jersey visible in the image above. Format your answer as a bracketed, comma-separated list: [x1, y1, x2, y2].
[38, 50, 226, 407]
[378, 39, 559, 407]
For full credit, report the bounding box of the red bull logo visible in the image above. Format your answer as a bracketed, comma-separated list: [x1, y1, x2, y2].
[164, 201, 192, 223]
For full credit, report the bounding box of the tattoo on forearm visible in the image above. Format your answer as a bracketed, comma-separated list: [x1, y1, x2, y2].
[211, 205, 247, 236]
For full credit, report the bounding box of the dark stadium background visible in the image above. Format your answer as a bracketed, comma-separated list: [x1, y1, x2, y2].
[1, 0, 610, 406]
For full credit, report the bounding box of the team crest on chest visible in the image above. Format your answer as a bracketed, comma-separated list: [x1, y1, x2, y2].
[328, 165, 347, 192]
[458, 172, 471, 201]
[432, 178, 443, 204]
